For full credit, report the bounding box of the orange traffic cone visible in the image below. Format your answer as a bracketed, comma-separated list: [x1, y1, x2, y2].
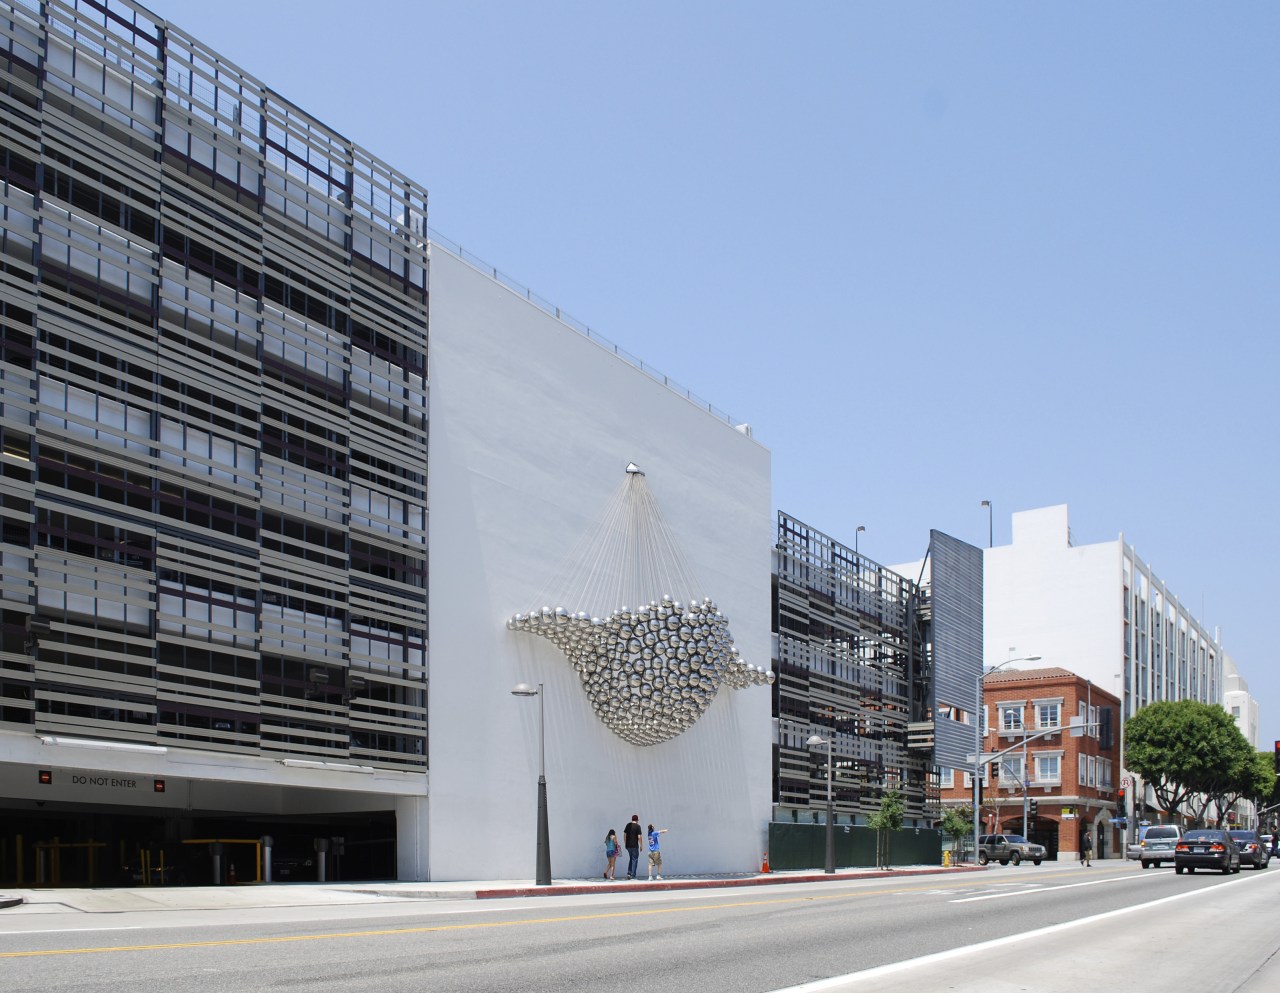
[761, 852, 771, 873]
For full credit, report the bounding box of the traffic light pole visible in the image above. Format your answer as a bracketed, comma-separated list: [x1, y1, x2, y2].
[1022, 732, 1029, 833]
[972, 719, 1098, 834]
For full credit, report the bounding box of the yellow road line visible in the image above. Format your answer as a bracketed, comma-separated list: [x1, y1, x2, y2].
[0, 867, 1134, 959]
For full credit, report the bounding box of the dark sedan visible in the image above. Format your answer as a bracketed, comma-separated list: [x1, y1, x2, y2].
[1174, 829, 1241, 875]
[1228, 829, 1270, 870]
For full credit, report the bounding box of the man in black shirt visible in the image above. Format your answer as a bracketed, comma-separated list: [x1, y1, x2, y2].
[623, 814, 643, 880]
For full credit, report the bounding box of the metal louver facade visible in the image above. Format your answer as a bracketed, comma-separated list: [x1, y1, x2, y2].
[0, 0, 429, 770]
[928, 529, 984, 770]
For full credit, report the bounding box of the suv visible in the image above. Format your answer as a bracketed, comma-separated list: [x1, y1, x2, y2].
[978, 834, 1046, 866]
[1137, 824, 1181, 868]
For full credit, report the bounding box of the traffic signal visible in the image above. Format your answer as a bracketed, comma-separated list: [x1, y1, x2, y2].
[1028, 798, 1038, 817]
[1117, 787, 1127, 815]
[1274, 741, 1280, 773]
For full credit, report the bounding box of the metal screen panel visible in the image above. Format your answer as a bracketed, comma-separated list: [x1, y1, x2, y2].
[929, 530, 983, 769]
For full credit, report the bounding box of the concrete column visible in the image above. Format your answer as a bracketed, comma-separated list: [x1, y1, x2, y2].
[396, 794, 429, 881]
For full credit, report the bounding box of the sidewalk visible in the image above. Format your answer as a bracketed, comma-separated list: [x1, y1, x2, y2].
[0, 864, 981, 914]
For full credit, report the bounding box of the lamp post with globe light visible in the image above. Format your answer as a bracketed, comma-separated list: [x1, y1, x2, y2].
[511, 681, 550, 885]
[807, 733, 836, 873]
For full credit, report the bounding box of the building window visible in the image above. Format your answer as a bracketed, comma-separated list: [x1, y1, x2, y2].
[939, 768, 954, 788]
[1000, 705, 1024, 732]
[963, 768, 990, 788]
[1001, 756, 1026, 787]
[1035, 755, 1061, 783]
[1036, 702, 1061, 729]
[1079, 754, 1086, 783]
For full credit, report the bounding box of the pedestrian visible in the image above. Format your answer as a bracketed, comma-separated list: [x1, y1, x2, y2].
[1080, 830, 1093, 867]
[603, 828, 620, 880]
[623, 814, 642, 880]
[647, 823, 668, 880]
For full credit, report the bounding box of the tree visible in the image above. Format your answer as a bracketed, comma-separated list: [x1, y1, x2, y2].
[939, 806, 974, 861]
[1257, 750, 1280, 810]
[1125, 700, 1253, 825]
[1238, 750, 1278, 817]
[868, 788, 905, 868]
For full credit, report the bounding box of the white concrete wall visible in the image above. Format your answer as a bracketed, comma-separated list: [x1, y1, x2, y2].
[426, 247, 773, 881]
[984, 506, 1124, 694]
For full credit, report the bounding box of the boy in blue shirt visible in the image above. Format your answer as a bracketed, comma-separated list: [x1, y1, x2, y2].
[647, 824, 668, 880]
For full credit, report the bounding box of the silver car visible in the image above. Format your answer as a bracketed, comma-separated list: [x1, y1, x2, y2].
[1138, 824, 1182, 868]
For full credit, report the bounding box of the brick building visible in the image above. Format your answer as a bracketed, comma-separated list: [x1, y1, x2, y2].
[940, 667, 1123, 861]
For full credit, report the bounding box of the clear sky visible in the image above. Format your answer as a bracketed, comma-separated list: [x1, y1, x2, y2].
[160, 1, 1278, 743]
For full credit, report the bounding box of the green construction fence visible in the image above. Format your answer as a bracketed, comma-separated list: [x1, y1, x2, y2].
[766, 822, 943, 870]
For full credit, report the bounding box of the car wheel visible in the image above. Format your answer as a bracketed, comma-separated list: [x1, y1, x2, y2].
[999, 859, 1009, 866]
[1175, 865, 1184, 875]
[1188, 867, 1195, 873]
[978, 852, 989, 866]
[1141, 861, 1151, 869]
[1033, 859, 1042, 866]
[1010, 852, 1021, 866]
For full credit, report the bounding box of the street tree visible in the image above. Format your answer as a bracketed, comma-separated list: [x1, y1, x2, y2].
[1124, 699, 1252, 825]
[868, 788, 905, 868]
[1191, 745, 1273, 827]
[939, 806, 973, 861]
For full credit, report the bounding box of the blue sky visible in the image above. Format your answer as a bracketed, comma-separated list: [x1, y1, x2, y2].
[162, 1, 1278, 742]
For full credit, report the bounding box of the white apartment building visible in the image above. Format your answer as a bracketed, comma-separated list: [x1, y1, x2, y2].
[1223, 656, 1259, 748]
[984, 505, 1232, 720]
[984, 505, 1260, 826]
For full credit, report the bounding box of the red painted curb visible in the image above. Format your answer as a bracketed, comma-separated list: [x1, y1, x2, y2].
[476, 865, 984, 899]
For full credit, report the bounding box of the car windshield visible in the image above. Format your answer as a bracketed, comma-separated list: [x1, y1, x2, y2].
[1146, 827, 1178, 839]
[1005, 835, 1029, 844]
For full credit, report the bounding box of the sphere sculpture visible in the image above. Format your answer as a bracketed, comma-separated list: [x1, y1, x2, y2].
[507, 594, 775, 745]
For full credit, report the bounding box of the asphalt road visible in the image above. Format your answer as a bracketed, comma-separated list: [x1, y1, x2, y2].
[3, 863, 1278, 992]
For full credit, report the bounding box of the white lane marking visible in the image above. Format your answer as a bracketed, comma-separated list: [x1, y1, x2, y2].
[951, 871, 1147, 902]
[767, 872, 1272, 992]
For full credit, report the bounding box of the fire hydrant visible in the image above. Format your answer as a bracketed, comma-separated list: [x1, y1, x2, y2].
[943, 850, 952, 867]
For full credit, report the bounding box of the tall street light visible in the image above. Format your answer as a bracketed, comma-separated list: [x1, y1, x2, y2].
[980, 500, 992, 548]
[806, 733, 835, 873]
[512, 681, 551, 886]
[972, 655, 1041, 863]
[854, 525, 866, 557]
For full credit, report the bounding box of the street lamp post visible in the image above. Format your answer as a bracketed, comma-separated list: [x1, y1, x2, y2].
[980, 500, 992, 548]
[512, 682, 551, 886]
[807, 733, 835, 873]
[854, 525, 866, 557]
[972, 655, 1041, 863]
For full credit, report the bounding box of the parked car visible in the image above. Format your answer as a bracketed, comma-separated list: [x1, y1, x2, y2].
[977, 834, 1046, 866]
[1228, 829, 1270, 870]
[1174, 829, 1240, 875]
[1137, 825, 1182, 868]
